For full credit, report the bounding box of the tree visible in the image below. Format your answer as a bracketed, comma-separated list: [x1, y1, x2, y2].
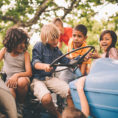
[0, 0, 117, 31]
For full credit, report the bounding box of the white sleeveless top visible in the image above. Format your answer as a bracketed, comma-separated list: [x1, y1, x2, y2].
[3, 52, 25, 80]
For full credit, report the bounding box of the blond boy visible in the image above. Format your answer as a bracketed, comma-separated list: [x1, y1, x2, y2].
[31, 23, 74, 118]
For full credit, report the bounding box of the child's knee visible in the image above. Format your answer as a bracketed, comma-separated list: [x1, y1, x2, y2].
[17, 77, 29, 88]
[41, 93, 52, 105]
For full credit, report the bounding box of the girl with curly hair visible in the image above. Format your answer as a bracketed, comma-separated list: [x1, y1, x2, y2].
[0, 27, 32, 103]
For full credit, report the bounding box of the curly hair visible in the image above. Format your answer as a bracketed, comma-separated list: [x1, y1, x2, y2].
[3, 27, 30, 52]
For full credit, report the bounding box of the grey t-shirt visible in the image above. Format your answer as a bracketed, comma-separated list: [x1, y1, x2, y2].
[2, 51, 25, 80]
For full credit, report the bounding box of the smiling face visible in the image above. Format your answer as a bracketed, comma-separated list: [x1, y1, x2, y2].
[100, 33, 112, 52]
[72, 30, 86, 48]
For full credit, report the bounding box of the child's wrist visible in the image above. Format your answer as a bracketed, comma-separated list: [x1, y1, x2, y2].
[77, 88, 84, 93]
[78, 90, 85, 96]
[14, 73, 19, 79]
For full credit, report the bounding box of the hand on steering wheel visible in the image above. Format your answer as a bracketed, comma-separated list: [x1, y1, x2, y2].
[50, 46, 95, 69]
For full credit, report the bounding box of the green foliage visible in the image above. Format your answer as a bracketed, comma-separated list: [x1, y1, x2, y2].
[0, 0, 117, 30]
[0, 0, 118, 69]
[28, 44, 33, 60]
[60, 42, 68, 54]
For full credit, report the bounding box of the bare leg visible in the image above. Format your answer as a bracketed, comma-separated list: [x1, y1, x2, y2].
[41, 93, 61, 118]
[66, 90, 74, 107]
[17, 77, 29, 103]
[0, 89, 17, 118]
[17, 85, 28, 103]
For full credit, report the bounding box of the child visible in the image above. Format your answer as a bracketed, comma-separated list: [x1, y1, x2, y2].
[68, 24, 91, 75]
[62, 77, 91, 118]
[89, 30, 118, 59]
[0, 78, 17, 118]
[31, 23, 74, 118]
[0, 27, 32, 103]
[53, 17, 72, 49]
[62, 107, 86, 118]
[75, 77, 91, 118]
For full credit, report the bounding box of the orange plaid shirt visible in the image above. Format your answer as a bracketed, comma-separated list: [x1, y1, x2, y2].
[68, 38, 91, 64]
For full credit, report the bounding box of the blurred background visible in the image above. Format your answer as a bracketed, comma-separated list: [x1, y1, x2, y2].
[0, 0, 118, 69]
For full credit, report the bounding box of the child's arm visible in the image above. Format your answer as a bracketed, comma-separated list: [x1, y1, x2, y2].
[32, 42, 53, 72]
[75, 76, 90, 117]
[109, 48, 118, 60]
[0, 47, 6, 61]
[34, 63, 53, 72]
[80, 63, 87, 75]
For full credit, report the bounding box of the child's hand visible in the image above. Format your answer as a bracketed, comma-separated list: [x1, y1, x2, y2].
[44, 64, 53, 72]
[6, 74, 18, 88]
[88, 50, 100, 59]
[75, 76, 86, 92]
[84, 55, 89, 61]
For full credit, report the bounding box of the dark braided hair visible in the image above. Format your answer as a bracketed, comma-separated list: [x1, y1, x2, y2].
[100, 30, 117, 57]
[3, 27, 30, 52]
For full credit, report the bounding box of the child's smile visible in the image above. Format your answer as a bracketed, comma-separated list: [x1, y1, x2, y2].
[100, 33, 112, 52]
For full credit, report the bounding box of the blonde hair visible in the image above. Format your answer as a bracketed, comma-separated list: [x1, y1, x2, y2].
[40, 23, 60, 44]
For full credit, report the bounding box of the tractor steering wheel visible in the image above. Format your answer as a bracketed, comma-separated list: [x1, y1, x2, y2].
[50, 46, 95, 72]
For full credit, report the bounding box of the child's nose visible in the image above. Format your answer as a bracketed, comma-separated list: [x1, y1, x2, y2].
[101, 40, 106, 43]
[74, 37, 79, 41]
